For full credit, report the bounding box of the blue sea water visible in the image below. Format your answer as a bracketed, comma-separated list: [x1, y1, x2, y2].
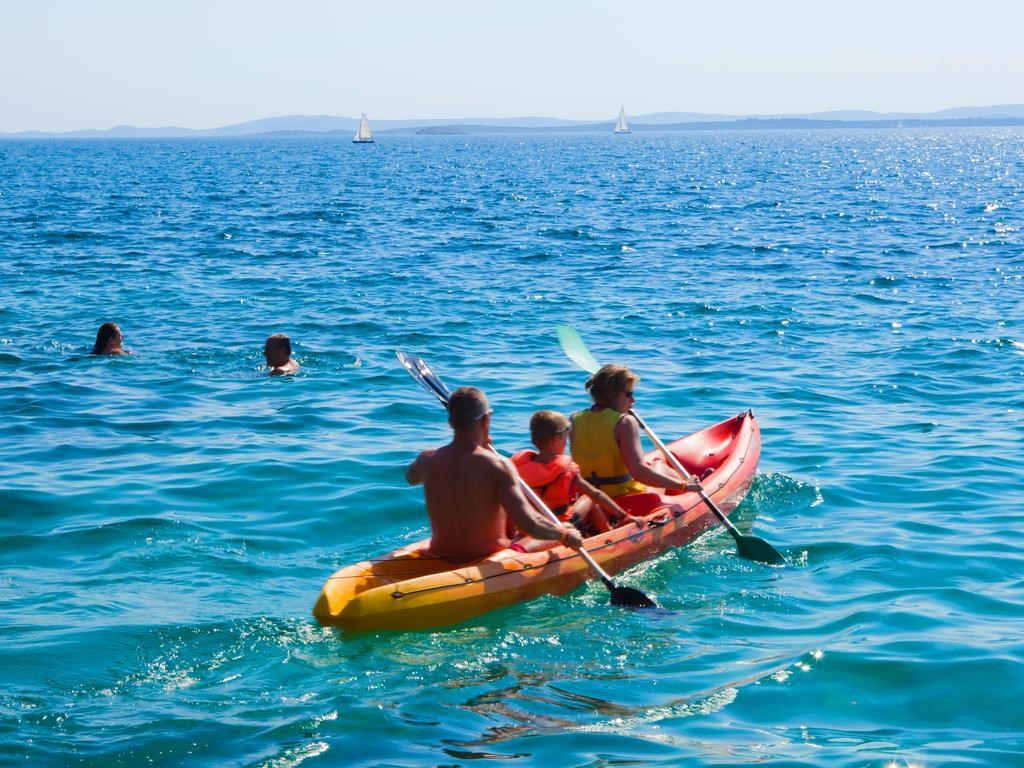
[1, 130, 1022, 767]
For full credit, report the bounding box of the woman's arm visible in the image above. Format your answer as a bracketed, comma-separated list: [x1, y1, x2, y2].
[616, 415, 700, 491]
[574, 474, 642, 525]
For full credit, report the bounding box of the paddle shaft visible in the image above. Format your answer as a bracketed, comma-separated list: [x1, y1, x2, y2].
[628, 408, 745, 539]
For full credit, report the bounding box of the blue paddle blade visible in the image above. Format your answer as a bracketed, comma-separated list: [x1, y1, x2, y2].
[396, 351, 450, 407]
[417, 361, 453, 399]
[556, 326, 601, 374]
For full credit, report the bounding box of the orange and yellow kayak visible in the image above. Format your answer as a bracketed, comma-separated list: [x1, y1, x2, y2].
[313, 410, 761, 632]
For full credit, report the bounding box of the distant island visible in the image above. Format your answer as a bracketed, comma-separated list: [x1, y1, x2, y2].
[4, 105, 1024, 139]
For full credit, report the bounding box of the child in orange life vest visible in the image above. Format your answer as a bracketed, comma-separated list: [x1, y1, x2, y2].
[509, 411, 641, 549]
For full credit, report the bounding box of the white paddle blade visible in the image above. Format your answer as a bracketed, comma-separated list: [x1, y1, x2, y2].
[556, 326, 601, 374]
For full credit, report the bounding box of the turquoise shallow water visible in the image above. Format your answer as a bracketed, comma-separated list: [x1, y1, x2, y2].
[1, 131, 1023, 766]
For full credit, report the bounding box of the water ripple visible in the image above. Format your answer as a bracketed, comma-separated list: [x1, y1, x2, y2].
[1, 130, 1023, 766]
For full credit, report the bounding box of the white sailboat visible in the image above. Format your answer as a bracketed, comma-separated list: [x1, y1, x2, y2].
[614, 105, 631, 134]
[353, 113, 374, 143]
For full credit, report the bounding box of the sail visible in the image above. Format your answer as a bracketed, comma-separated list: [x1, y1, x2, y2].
[353, 113, 374, 143]
[614, 106, 630, 134]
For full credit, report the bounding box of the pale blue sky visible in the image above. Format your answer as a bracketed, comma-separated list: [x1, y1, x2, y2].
[2, 0, 1022, 132]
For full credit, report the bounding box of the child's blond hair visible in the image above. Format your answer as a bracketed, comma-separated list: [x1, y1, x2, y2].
[529, 410, 570, 448]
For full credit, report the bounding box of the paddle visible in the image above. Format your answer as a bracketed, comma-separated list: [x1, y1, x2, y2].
[555, 326, 786, 566]
[395, 350, 658, 608]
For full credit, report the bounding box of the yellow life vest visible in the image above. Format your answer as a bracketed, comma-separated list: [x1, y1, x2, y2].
[570, 408, 646, 498]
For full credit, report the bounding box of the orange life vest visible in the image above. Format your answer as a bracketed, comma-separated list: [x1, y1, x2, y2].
[511, 450, 578, 518]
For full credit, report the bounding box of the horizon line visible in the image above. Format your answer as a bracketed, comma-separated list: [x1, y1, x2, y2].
[5, 103, 1024, 137]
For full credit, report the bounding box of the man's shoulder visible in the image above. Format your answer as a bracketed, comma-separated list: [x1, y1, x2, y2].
[431, 443, 499, 463]
[427, 444, 510, 483]
[477, 446, 511, 465]
[475, 447, 516, 476]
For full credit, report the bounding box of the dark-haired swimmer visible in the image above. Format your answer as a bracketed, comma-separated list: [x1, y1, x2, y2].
[92, 322, 129, 355]
[264, 333, 299, 376]
[406, 386, 583, 560]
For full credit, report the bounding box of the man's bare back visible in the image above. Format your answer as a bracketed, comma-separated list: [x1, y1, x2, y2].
[407, 443, 511, 559]
[406, 386, 582, 560]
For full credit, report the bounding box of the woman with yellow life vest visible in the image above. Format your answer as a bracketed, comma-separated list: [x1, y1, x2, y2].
[571, 364, 703, 499]
[509, 411, 638, 549]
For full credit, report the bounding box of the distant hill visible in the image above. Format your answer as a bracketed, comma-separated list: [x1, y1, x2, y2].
[4, 105, 1024, 138]
[634, 104, 1024, 124]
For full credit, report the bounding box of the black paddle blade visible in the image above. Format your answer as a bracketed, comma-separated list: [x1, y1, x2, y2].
[609, 584, 658, 609]
[736, 535, 786, 566]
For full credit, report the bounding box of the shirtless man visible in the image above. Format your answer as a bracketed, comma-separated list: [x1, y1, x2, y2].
[406, 387, 584, 560]
[264, 333, 299, 376]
